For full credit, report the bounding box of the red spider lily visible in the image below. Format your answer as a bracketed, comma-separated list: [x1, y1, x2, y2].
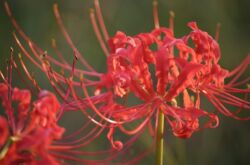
[0, 56, 137, 164]
[0, 79, 120, 164]
[0, 82, 64, 164]
[98, 26, 222, 139]
[4, 0, 250, 164]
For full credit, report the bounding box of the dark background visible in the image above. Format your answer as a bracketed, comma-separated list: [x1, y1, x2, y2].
[0, 0, 250, 164]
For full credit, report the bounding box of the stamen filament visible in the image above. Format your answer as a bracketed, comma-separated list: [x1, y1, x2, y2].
[94, 0, 110, 41]
[89, 9, 109, 57]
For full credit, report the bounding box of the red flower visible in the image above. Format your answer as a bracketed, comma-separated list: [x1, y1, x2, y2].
[0, 83, 64, 164]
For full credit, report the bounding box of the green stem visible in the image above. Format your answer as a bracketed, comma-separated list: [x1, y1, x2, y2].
[0, 136, 19, 160]
[0, 138, 12, 160]
[156, 110, 165, 165]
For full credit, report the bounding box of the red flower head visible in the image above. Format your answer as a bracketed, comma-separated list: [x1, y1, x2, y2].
[0, 82, 65, 164]
[97, 24, 223, 139]
[30, 90, 64, 139]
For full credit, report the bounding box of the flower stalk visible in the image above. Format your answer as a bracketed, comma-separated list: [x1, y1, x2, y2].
[0, 138, 12, 160]
[156, 110, 165, 165]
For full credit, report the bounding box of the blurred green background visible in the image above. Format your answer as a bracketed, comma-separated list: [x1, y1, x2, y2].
[0, 0, 250, 164]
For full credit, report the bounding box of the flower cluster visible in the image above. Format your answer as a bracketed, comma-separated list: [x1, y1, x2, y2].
[0, 83, 64, 164]
[95, 21, 250, 139]
[2, 0, 250, 164]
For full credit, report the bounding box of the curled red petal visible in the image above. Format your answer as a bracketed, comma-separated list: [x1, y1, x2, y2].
[165, 59, 203, 101]
[107, 127, 123, 151]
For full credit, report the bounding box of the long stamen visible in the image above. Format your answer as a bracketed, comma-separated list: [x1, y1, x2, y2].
[169, 11, 175, 32]
[17, 54, 41, 91]
[80, 74, 126, 125]
[50, 152, 100, 164]
[209, 86, 250, 106]
[0, 71, 7, 83]
[227, 77, 250, 87]
[39, 57, 69, 100]
[50, 125, 105, 150]
[119, 111, 153, 135]
[89, 9, 109, 57]
[12, 33, 43, 71]
[6, 48, 16, 134]
[204, 89, 250, 120]
[50, 147, 113, 155]
[53, 4, 96, 72]
[69, 75, 110, 128]
[153, 0, 160, 29]
[60, 119, 92, 140]
[215, 23, 221, 41]
[4, 2, 31, 44]
[55, 124, 100, 145]
[28, 41, 100, 91]
[33, 41, 102, 78]
[8, 48, 13, 101]
[6, 1, 101, 80]
[224, 86, 250, 93]
[227, 54, 250, 85]
[94, 0, 110, 41]
[11, 60, 37, 95]
[51, 38, 68, 65]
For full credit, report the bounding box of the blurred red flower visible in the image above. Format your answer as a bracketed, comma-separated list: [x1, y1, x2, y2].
[0, 82, 65, 164]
